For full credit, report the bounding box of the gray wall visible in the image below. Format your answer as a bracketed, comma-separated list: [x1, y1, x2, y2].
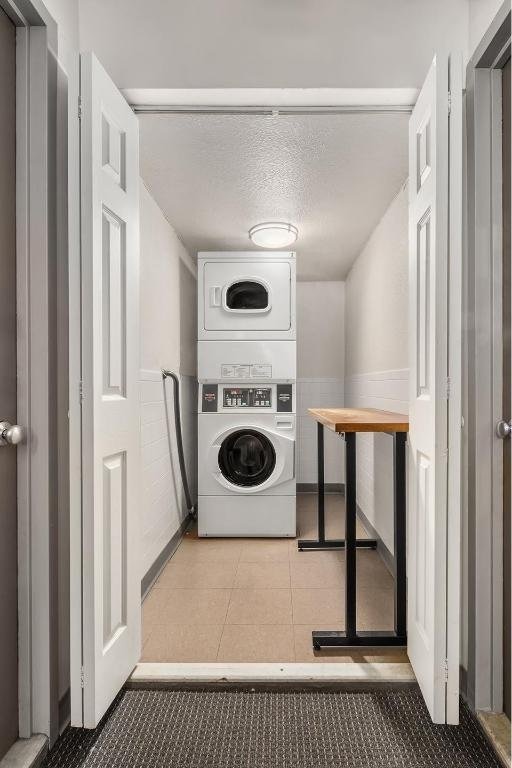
[41, 0, 80, 735]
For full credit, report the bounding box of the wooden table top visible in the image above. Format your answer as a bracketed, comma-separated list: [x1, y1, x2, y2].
[308, 407, 409, 433]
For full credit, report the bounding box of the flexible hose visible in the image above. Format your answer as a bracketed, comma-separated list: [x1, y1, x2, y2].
[162, 369, 197, 519]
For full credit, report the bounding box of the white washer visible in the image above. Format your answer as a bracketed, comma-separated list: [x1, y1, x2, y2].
[198, 251, 296, 341]
[197, 385, 296, 537]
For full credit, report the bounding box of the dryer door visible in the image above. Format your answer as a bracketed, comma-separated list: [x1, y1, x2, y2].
[203, 261, 291, 332]
[218, 429, 276, 487]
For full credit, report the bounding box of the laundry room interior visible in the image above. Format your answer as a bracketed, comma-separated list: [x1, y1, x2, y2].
[137, 108, 410, 665]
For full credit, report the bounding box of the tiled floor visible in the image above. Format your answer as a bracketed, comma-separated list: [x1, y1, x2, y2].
[141, 493, 409, 664]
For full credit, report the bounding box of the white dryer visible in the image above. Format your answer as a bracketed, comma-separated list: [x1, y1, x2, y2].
[197, 383, 296, 537]
[198, 251, 296, 341]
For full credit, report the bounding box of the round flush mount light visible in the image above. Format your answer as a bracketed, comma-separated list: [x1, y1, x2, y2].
[249, 222, 298, 249]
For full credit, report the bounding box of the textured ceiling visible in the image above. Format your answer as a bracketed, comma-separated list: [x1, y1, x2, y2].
[139, 113, 408, 280]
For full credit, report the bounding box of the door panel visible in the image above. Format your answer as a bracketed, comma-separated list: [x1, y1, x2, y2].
[73, 53, 141, 729]
[0, 7, 18, 760]
[203, 261, 291, 331]
[408, 54, 461, 724]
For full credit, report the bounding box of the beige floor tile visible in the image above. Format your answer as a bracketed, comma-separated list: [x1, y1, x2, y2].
[357, 587, 395, 631]
[291, 588, 345, 625]
[172, 537, 242, 563]
[226, 588, 292, 625]
[217, 625, 295, 662]
[356, 550, 394, 589]
[294, 494, 369, 544]
[143, 587, 231, 627]
[234, 561, 290, 589]
[142, 586, 171, 627]
[290, 551, 344, 588]
[293, 625, 409, 664]
[142, 620, 153, 646]
[239, 539, 291, 563]
[156, 560, 237, 589]
[141, 624, 223, 662]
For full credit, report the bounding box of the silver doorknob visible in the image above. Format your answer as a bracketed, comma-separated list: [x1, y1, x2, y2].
[0, 420, 25, 446]
[496, 419, 512, 439]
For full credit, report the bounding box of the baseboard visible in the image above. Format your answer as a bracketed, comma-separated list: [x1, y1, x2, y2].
[141, 516, 192, 599]
[0, 736, 47, 768]
[297, 483, 345, 494]
[356, 505, 395, 577]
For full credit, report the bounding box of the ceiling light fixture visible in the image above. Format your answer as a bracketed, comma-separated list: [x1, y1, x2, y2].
[249, 222, 298, 249]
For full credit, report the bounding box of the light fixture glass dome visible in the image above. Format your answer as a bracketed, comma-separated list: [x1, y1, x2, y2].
[249, 222, 298, 249]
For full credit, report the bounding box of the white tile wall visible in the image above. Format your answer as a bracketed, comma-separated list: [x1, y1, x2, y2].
[139, 369, 197, 578]
[296, 378, 345, 483]
[345, 368, 409, 554]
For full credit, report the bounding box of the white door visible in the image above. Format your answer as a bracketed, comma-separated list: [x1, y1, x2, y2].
[408, 54, 462, 724]
[202, 260, 292, 332]
[71, 52, 141, 728]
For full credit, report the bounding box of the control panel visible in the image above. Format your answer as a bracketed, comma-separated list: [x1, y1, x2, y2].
[223, 387, 271, 408]
[201, 383, 294, 413]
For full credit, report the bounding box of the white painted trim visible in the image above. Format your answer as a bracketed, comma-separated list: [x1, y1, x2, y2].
[446, 51, 464, 724]
[131, 662, 415, 685]
[3, 0, 59, 744]
[490, 67, 505, 716]
[123, 87, 419, 110]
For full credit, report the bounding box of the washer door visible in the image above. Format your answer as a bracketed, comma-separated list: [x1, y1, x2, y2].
[218, 429, 276, 488]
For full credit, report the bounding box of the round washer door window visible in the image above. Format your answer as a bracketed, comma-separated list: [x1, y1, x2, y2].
[218, 429, 276, 487]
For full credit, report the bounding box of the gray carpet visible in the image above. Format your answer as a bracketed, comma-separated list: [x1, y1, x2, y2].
[44, 689, 501, 767]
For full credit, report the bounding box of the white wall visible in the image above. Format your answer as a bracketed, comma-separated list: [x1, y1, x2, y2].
[468, 0, 506, 58]
[139, 183, 197, 579]
[344, 184, 409, 553]
[297, 282, 345, 485]
[78, 0, 469, 90]
[43, 0, 79, 50]
[345, 185, 409, 379]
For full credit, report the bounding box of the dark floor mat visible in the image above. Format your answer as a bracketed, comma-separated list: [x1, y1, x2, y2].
[45, 688, 500, 767]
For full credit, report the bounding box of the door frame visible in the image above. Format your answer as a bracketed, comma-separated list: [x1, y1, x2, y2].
[119, 83, 463, 697]
[465, 3, 511, 714]
[0, 0, 58, 743]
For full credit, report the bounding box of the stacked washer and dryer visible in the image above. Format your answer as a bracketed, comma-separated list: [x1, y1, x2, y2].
[197, 251, 297, 537]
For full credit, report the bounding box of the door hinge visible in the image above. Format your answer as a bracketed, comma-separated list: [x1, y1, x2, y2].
[78, 97, 82, 120]
[79, 380, 84, 403]
[445, 376, 451, 400]
[443, 658, 449, 683]
[447, 91, 452, 115]
[80, 667, 85, 688]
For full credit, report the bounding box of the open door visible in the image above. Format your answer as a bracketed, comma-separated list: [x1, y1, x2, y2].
[408, 54, 462, 724]
[71, 53, 141, 728]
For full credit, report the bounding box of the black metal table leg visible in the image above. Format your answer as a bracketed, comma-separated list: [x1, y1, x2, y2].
[312, 429, 408, 650]
[344, 431, 357, 641]
[318, 422, 325, 542]
[393, 432, 407, 641]
[298, 424, 377, 552]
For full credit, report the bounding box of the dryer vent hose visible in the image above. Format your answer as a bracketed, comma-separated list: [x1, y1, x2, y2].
[162, 369, 197, 520]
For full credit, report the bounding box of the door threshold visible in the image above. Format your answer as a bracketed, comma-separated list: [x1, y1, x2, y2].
[477, 712, 511, 768]
[129, 661, 415, 690]
[0, 735, 47, 768]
